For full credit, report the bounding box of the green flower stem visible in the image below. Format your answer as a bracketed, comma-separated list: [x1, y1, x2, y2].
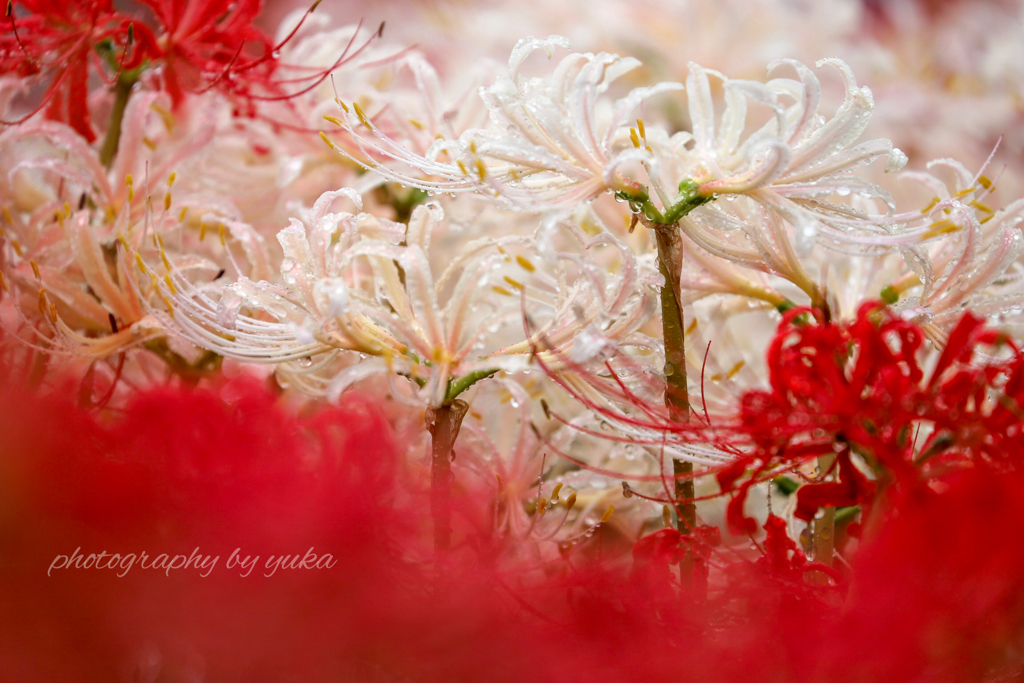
[426, 399, 469, 553]
[445, 368, 498, 403]
[95, 36, 144, 170]
[654, 226, 695, 528]
[142, 338, 223, 385]
[656, 227, 699, 589]
[99, 74, 136, 169]
[624, 180, 716, 588]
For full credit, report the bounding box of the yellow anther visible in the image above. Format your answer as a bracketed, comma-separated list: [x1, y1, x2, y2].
[921, 196, 941, 214]
[566, 493, 577, 511]
[63, 201, 71, 218]
[686, 317, 698, 335]
[503, 275, 523, 291]
[48, 302, 57, 323]
[160, 293, 175, 318]
[11, 239, 23, 257]
[726, 360, 745, 379]
[636, 117, 646, 139]
[921, 218, 961, 240]
[30, 259, 41, 280]
[469, 140, 478, 154]
[164, 192, 172, 211]
[218, 223, 226, 246]
[179, 207, 188, 222]
[135, 253, 149, 274]
[969, 200, 994, 214]
[600, 505, 615, 523]
[629, 127, 640, 149]
[336, 99, 349, 113]
[36, 288, 48, 318]
[322, 114, 344, 127]
[408, 118, 425, 130]
[979, 175, 993, 190]
[0, 271, 6, 292]
[117, 235, 130, 252]
[952, 186, 978, 199]
[1, 206, 11, 224]
[538, 498, 548, 516]
[199, 222, 207, 241]
[475, 157, 487, 181]
[163, 274, 177, 295]
[167, 172, 176, 187]
[319, 131, 336, 150]
[352, 101, 372, 129]
[150, 103, 175, 132]
[516, 255, 535, 272]
[491, 285, 512, 296]
[551, 483, 563, 501]
[456, 159, 469, 175]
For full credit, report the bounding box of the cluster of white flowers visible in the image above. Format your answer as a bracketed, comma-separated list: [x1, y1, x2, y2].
[3, 1, 1023, 542]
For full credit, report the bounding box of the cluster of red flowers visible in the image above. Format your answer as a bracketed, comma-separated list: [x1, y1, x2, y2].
[717, 302, 1024, 536]
[1, 0, 334, 140]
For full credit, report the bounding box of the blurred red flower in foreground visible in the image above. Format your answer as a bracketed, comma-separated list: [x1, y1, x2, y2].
[1, 355, 1022, 681]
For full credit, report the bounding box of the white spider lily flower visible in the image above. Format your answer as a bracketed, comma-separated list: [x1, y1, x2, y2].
[0, 103, 270, 361]
[675, 235, 792, 311]
[879, 160, 1024, 344]
[497, 215, 659, 373]
[322, 36, 683, 209]
[681, 59, 909, 250]
[152, 192, 540, 406]
[675, 198, 825, 307]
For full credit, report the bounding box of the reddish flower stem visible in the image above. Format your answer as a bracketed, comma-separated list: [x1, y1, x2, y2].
[654, 225, 696, 584]
[425, 399, 469, 554]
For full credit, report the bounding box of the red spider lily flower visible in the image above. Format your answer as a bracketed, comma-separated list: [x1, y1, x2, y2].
[137, 0, 273, 108]
[3, 0, 373, 144]
[722, 301, 1024, 534]
[138, 0, 382, 116]
[1, 0, 152, 141]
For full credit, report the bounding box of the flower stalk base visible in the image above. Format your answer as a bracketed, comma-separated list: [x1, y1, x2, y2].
[425, 399, 469, 553]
